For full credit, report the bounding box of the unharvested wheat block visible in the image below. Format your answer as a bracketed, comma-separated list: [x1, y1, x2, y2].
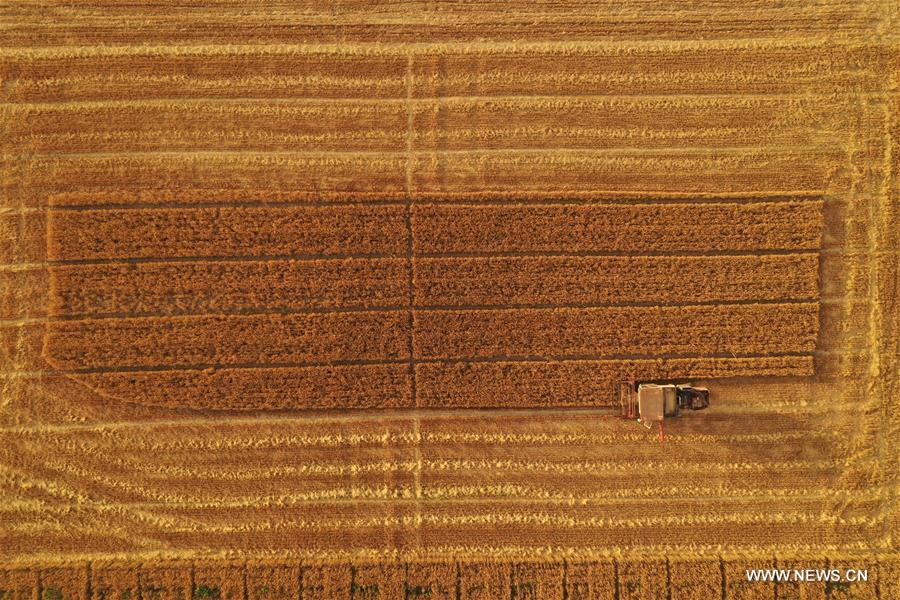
[47, 258, 408, 318]
[617, 560, 667, 600]
[773, 559, 826, 600]
[414, 303, 817, 360]
[669, 558, 721, 600]
[458, 563, 510, 600]
[414, 201, 822, 254]
[879, 558, 900, 600]
[299, 564, 351, 600]
[192, 562, 245, 600]
[91, 562, 139, 600]
[43, 311, 412, 369]
[825, 560, 878, 600]
[0, 568, 37, 600]
[47, 205, 408, 261]
[349, 564, 405, 599]
[136, 563, 191, 600]
[37, 566, 88, 600]
[245, 563, 299, 600]
[565, 561, 616, 600]
[415, 254, 819, 307]
[510, 563, 564, 600]
[404, 563, 456, 600]
[417, 356, 813, 407]
[724, 559, 774, 600]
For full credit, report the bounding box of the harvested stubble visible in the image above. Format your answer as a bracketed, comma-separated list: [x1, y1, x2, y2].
[2, 0, 898, 596]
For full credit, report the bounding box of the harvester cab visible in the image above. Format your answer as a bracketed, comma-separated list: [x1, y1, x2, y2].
[617, 380, 709, 441]
[676, 384, 710, 411]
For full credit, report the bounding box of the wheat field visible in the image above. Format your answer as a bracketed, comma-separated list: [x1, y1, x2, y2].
[1, 1, 898, 598]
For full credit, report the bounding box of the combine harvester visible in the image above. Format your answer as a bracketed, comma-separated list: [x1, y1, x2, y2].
[617, 381, 710, 441]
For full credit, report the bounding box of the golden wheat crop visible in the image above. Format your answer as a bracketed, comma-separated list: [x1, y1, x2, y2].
[1, 0, 897, 598]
